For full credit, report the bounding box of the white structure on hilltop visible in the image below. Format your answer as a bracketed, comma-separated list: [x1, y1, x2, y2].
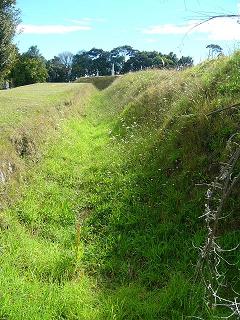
[111, 63, 115, 76]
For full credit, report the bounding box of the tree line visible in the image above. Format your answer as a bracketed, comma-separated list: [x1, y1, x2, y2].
[10, 46, 193, 86]
[1, 1, 193, 87]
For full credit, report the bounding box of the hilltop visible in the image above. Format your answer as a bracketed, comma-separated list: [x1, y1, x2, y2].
[0, 53, 239, 319]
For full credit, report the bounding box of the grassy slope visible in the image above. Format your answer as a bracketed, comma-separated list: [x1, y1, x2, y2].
[0, 83, 83, 126]
[76, 75, 120, 90]
[0, 54, 239, 319]
[0, 83, 92, 143]
[0, 82, 95, 206]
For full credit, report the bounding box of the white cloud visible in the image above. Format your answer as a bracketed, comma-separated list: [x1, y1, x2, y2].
[68, 18, 92, 25]
[17, 24, 91, 34]
[142, 17, 240, 41]
[143, 22, 194, 35]
[197, 17, 240, 40]
[68, 18, 105, 24]
[145, 38, 159, 43]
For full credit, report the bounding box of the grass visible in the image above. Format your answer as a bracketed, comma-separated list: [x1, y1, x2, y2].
[0, 53, 239, 319]
[75, 75, 120, 90]
[0, 82, 95, 206]
[0, 82, 95, 154]
[0, 83, 91, 128]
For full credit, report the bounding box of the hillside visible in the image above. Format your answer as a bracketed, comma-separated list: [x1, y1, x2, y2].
[0, 83, 95, 206]
[0, 53, 239, 319]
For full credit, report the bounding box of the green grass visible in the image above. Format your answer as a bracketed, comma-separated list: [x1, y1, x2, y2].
[0, 82, 95, 155]
[0, 83, 90, 128]
[0, 53, 239, 319]
[0, 82, 95, 206]
[75, 75, 120, 90]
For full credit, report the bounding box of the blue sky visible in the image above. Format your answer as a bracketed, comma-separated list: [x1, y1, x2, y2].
[15, 0, 240, 63]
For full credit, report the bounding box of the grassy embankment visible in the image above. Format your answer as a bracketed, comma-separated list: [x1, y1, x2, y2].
[0, 53, 239, 319]
[76, 75, 120, 90]
[0, 83, 95, 206]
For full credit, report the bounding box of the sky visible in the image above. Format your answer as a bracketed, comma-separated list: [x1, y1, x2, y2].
[15, 0, 240, 63]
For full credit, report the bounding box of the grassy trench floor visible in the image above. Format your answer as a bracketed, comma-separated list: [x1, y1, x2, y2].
[0, 117, 203, 319]
[1, 116, 237, 319]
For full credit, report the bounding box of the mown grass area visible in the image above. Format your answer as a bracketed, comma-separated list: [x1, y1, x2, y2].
[0, 53, 240, 319]
[0, 83, 90, 128]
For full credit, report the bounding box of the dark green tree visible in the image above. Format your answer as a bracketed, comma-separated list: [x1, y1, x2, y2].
[72, 48, 112, 78]
[24, 45, 43, 59]
[11, 46, 48, 87]
[71, 51, 92, 79]
[0, 0, 20, 79]
[47, 56, 68, 82]
[178, 56, 193, 68]
[85, 48, 111, 75]
[123, 51, 166, 72]
[70, 47, 193, 78]
[92, 50, 111, 76]
[110, 46, 136, 73]
[206, 44, 223, 59]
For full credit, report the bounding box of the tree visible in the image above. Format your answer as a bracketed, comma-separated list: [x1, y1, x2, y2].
[206, 44, 223, 59]
[122, 50, 175, 72]
[24, 45, 43, 59]
[84, 48, 111, 76]
[71, 51, 92, 78]
[68, 47, 194, 79]
[11, 46, 48, 87]
[71, 49, 112, 78]
[178, 56, 193, 68]
[0, 0, 20, 79]
[167, 52, 178, 65]
[110, 46, 136, 73]
[93, 51, 111, 76]
[58, 51, 73, 81]
[47, 56, 68, 82]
